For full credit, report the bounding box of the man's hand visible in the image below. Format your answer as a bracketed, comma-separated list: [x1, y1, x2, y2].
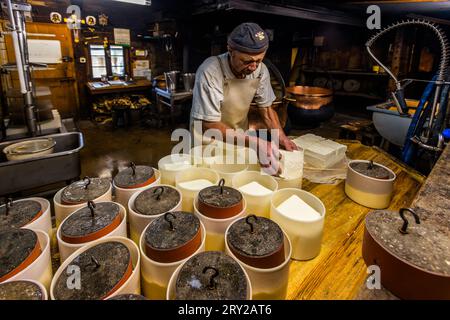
[280, 136, 299, 151]
[257, 139, 282, 176]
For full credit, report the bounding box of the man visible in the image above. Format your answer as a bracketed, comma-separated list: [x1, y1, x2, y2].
[190, 22, 298, 174]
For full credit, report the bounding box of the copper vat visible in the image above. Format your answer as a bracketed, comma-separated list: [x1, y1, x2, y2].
[285, 86, 333, 110]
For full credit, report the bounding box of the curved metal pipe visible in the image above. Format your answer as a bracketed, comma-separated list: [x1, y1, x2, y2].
[366, 19, 449, 81]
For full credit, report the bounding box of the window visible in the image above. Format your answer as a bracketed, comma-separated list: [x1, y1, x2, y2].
[110, 45, 125, 77]
[89, 45, 126, 79]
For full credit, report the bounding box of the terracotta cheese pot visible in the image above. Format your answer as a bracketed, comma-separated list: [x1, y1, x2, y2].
[197, 179, 244, 220]
[362, 208, 450, 299]
[0, 280, 48, 300]
[144, 212, 202, 264]
[50, 236, 141, 300]
[57, 201, 128, 262]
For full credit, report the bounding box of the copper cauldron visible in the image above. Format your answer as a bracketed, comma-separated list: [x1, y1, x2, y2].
[285, 86, 333, 110]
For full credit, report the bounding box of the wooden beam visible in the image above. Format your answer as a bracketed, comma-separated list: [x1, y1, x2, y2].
[193, 0, 363, 26]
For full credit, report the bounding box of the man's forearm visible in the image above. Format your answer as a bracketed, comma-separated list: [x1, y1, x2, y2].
[202, 121, 258, 148]
[258, 107, 288, 140]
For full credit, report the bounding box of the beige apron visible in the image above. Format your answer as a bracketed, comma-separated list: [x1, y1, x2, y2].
[191, 56, 261, 145]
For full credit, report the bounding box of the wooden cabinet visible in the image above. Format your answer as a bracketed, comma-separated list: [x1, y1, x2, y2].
[2, 22, 79, 118]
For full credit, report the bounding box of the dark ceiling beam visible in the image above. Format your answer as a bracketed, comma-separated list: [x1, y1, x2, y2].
[193, 0, 364, 26]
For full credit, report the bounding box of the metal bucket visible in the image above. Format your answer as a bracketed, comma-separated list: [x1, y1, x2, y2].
[164, 71, 180, 92]
[182, 73, 196, 92]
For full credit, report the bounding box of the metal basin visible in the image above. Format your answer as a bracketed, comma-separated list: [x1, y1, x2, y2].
[0, 132, 84, 196]
[367, 100, 419, 147]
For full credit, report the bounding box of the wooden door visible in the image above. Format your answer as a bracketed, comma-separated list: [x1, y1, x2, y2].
[3, 22, 79, 118]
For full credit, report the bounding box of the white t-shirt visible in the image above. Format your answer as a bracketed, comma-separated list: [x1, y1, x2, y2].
[190, 53, 276, 123]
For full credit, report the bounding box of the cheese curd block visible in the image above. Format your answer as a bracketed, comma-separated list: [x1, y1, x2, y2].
[292, 134, 347, 168]
[276, 195, 321, 221]
[163, 161, 191, 171]
[279, 150, 303, 180]
[178, 179, 214, 191]
[238, 181, 273, 196]
[292, 134, 325, 149]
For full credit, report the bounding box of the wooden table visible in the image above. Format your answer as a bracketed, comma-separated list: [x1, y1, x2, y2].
[86, 79, 152, 95]
[287, 140, 425, 300]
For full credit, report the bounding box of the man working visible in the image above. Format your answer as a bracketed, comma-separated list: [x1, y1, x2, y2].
[190, 22, 298, 174]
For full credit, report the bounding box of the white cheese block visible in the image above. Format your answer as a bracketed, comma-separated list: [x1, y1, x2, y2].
[238, 181, 273, 196]
[163, 161, 191, 171]
[178, 179, 214, 191]
[279, 150, 304, 180]
[276, 195, 321, 221]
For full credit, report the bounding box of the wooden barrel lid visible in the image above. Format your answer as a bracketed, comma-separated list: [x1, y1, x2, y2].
[107, 294, 147, 300]
[227, 215, 285, 269]
[134, 186, 180, 216]
[198, 179, 243, 219]
[350, 161, 394, 180]
[145, 212, 201, 263]
[53, 241, 132, 300]
[175, 251, 248, 300]
[0, 199, 43, 230]
[114, 163, 156, 189]
[60, 201, 122, 244]
[365, 209, 450, 276]
[0, 280, 44, 300]
[0, 229, 41, 282]
[61, 177, 110, 205]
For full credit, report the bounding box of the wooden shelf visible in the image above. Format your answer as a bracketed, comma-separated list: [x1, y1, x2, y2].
[334, 91, 384, 100]
[302, 69, 390, 77]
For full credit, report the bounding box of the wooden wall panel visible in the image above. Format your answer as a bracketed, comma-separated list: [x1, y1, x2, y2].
[2, 21, 79, 118]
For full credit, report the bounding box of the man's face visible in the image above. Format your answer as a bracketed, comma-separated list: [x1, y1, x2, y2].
[228, 49, 266, 77]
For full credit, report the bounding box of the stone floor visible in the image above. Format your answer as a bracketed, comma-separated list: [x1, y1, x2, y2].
[78, 112, 365, 178]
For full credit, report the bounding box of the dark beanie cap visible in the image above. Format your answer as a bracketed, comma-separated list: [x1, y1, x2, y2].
[227, 22, 269, 54]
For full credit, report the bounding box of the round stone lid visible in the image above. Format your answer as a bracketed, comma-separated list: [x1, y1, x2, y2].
[60, 202, 121, 244]
[0, 281, 44, 300]
[114, 163, 155, 189]
[61, 177, 110, 205]
[175, 251, 247, 300]
[107, 294, 147, 300]
[0, 199, 42, 230]
[0, 229, 41, 282]
[53, 241, 132, 300]
[145, 212, 201, 263]
[350, 161, 394, 180]
[227, 215, 285, 269]
[198, 179, 243, 219]
[134, 186, 180, 216]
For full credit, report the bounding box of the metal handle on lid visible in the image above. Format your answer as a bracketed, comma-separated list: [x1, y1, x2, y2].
[398, 208, 420, 234]
[83, 176, 91, 190]
[88, 201, 96, 218]
[164, 212, 176, 231]
[153, 186, 165, 201]
[246, 214, 258, 234]
[203, 266, 219, 290]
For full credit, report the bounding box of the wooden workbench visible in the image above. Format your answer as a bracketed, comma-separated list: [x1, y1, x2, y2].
[86, 79, 152, 95]
[287, 140, 424, 300]
[48, 140, 425, 300]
